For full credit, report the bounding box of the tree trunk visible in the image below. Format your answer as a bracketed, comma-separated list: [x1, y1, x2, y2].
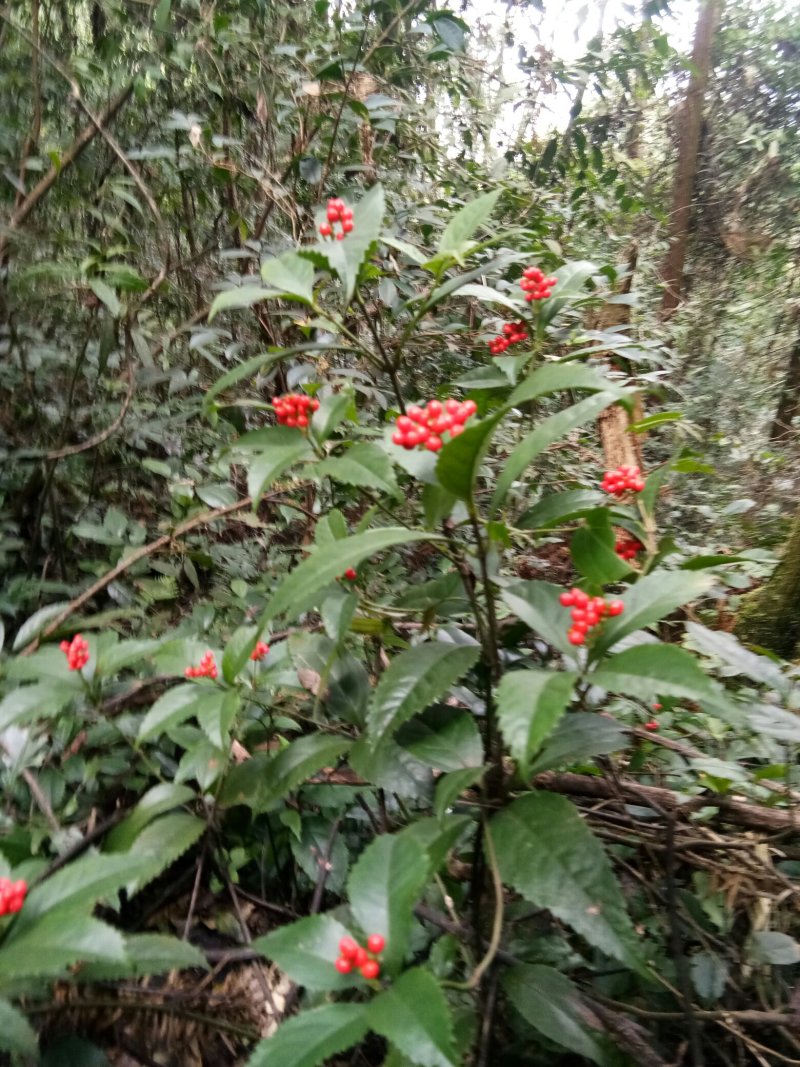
[735, 504, 800, 656]
[769, 329, 800, 443]
[659, 0, 722, 321]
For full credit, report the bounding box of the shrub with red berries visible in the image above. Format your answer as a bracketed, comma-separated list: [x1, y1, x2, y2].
[335, 933, 385, 980]
[250, 641, 270, 661]
[615, 532, 644, 561]
[319, 198, 354, 241]
[559, 588, 624, 645]
[60, 634, 89, 671]
[0, 878, 27, 916]
[185, 651, 218, 679]
[520, 266, 557, 301]
[489, 321, 528, 356]
[272, 392, 320, 429]
[392, 398, 477, 452]
[601, 464, 645, 496]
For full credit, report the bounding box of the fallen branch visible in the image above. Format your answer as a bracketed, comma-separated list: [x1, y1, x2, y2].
[44, 364, 135, 460]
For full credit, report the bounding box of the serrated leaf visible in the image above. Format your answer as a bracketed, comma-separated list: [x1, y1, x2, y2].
[491, 392, 625, 513]
[219, 734, 350, 810]
[492, 793, 642, 968]
[0, 681, 75, 731]
[246, 1003, 369, 1067]
[519, 490, 607, 531]
[260, 251, 315, 303]
[503, 965, 608, 1065]
[497, 670, 577, 767]
[367, 643, 480, 752]
[79, 933, 209, 981]
[124, 813, 205, 894]
[314, 443, 398, 496]
[400, 815, 473, 872]
[257, 528, 433, 627]
[105, 783, 195, 852]
[508, 362, 620, 408]
[571, 513, 633, 584]
[368, 968, 458, 1067]
[501, 580, 576, 657]
[0, 914, 126, 979]
[395, 706, 483, 771]
[435, 411, 503, 501]
[589, 644, 729, 706]
[208, 285, 282, 321]
[434, 766, 486, 820]
[0, 997, 38, 1055]
[138, 684, 228, 743]
[438, 189, 501, 259]
[254, 913, 356, 991]
[96, 638, 160, 676]
[589, 570, 714, 657]
[528, 714, 628, 774]
[348, 836, 429, 972]
[234, 426, 314, 505]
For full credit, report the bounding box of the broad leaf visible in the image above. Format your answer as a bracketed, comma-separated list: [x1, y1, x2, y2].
[258, 528, 433, 626]
[368, 968, 458, 1067]
[501, 580, 576, 657]
[105, 783, 195, 852]
[12, 601, 72, 651]
[247, 1003, 369, 1067]
[0, 998, 39, 1056]
[348, 835, 429, 972]
[138, 684, 228, 743]
[589, 570, 714, 657]
[260, 251, 315, 304]
[437, 189, 501, 260]
[434, 766, 486, 820]
[508, 362, 621, 408]
[0, 914, 126, 979]
[96, 638, 160, 676]
[492, 793, 642, 968]
[313, 443, 399, 496]
[684, 622, 787, 692]
[208, 285, 282, 321]
[395, 706, 483, 770]
[436, 411, 504, 501]
[571, 512, 632, 584]
[123, 813, 205, 895]
[0, 682, 75, 731]
[79, 933, 209, 981]
[518, 489, 607, 531]
[254, 914, 358, 991]
[400, 815, 473, 872]
[589, 644, 730, 707]
[367, 642, 480, 752]
[219, 734, 351, 810]
[234, 426, 314, 505]
[222, 624, 259, 685]
[497, 670, 577, 767]
[503, 965, 609, 1065]
[541, 260, 598, 325]
[528, 714, 628, 774]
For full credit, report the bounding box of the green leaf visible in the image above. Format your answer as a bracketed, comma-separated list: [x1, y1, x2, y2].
[629, 411, 683, 432]
[313, 443, 398, 496]
[0, 914, 126, 979]
[246, 1003, 369, 1067]
[571, 512, 632, 584]
[368, 968, 458, 1067]
[450, 282, 521, 313]
[491, 392, 624, 513]
[89, 278, 121, 316]
[205, 343, 346, 406]
[219, 734, 351, 810]
[435, 412, 504, 501]
[96, 638, 160, 676]
[208, 285, 282, 321]
[503, 965, 608, 1065]
[222, 624, 259, 685]
[684, 622, 787, 691]
[491, 793, 642, 969]
[690, 952, 728, 1002]
[589, 569, 714, 658]
[260, 251, 315, 304]
[0, 998, 38, 1056]
[318, 184, 385, 305]
[79, 933, 209, 981]
[589, 644, 730, 707]
[234, 426, 314, 505]
[348, 836, 429, 972]
[518, 489, 607, 531]
[747, 931, 800, 965]
[124, 813, 205, 894]
[0, 681, 75, 731]
[367, 643, 480, 752]
[541, 260, 598, 325]
[105, 783, 195, 852]
[497, 670, 577, 768]
[400, 815, 473, 873]
[254, 914, 358, 992]
[528, 714, 628, 774]
[501, 580, 576, 657]
[138, 684, 228, 743]
[508, 362, 621, 408]
[257, 528, 434, 627]
[395, 706, 483, 771]
[438, 189, 501, 260]
[12, 602, 72, 650]
[434, 766, 486, 820]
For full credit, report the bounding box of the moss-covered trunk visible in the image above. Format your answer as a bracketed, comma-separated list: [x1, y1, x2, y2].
[735, 506, 800, 657]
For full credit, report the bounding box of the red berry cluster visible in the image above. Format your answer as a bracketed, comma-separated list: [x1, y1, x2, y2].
[272, 393, 320, 429]
[0, 878, 27, 916]
[520, 266, 557, 301]
[601, 464, 645, 496]
[559, 588, 625, 646]
[250, 641, 270, 661]
[489, 321, 528, 356]
[615, 532, 643, 561]
[319, 198, 354, 240]
[392, 398, 477, 452]
[335, 933, 385, 980]
[185, 651, 218, 680]
[60, 634, 89, 671]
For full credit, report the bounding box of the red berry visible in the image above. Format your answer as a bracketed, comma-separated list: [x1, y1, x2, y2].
[607, 600, 625, 616]
[426, 436, 443, 452]
[559, 591, 575, 606]
[343, 568, 357, 581]
[653, 703, 662, 710]
[568, 629, 586, 646]
[366, 933, 385, 954]
[360, 959, 380, 980]
[335, 956, 353, 974]
[339, 937, 359, 959]
[319, 222, 333, 238]
[644, 720, 660, 731]
[353, 946, 369, 967]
